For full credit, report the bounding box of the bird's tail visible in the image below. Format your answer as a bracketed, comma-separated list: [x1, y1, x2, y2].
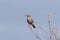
[32, 24, 36, 28]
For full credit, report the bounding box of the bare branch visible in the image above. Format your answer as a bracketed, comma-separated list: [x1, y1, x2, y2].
[48, 13, 52, 40]
[52, 26, 59, 40]
[30, 27, 42, 40]
[38, 27, 48, 36]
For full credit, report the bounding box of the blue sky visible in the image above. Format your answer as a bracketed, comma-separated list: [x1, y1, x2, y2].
[0, 0, 60, 40]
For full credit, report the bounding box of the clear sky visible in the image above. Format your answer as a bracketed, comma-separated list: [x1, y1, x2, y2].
[0, 0, 60, 40]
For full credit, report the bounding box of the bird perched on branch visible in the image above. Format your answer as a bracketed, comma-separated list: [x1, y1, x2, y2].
[26, 14, 36, 28]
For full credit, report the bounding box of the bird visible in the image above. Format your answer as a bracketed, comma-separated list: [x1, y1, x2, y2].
[26, 14, 36, 28]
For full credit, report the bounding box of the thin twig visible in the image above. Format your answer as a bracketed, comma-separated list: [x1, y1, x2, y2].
[48, 13, 52, 40]
[53, 26, 59, 40]
[38, 27, 48, 35]
[30, 28, 42, 40]
[38, 26, 49, 40]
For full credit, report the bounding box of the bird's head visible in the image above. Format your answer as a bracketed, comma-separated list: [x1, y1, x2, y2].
[25, 14, 31, 17]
